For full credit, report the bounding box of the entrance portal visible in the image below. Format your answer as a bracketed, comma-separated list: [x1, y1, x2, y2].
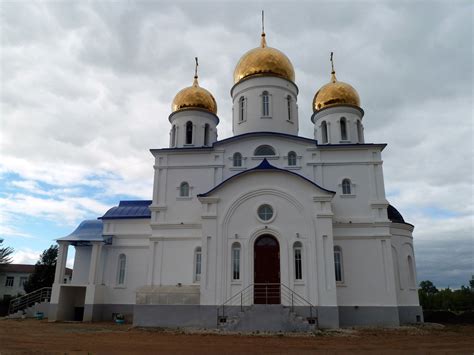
[254, 235, 280, 304]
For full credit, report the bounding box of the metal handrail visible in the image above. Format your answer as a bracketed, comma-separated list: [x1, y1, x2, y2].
[217, 283, 318, 328]
[8, 287, 52, 315]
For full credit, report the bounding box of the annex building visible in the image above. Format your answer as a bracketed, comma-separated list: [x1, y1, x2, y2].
[49, 28, 422, 329]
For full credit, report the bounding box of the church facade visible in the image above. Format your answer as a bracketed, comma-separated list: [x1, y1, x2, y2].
[49, 30, 422, 329]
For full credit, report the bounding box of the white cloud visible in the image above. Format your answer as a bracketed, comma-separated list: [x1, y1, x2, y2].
[1, 1, 472, 287]
[11, 248, 42, 265]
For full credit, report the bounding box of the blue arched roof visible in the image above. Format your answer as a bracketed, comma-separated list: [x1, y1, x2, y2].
[198, 158, 335, 197]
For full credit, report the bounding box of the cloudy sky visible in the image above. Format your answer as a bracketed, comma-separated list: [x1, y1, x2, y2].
[1, 1, 472, 288]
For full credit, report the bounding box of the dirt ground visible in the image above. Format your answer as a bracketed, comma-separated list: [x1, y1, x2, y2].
[0, 319, 473, 354]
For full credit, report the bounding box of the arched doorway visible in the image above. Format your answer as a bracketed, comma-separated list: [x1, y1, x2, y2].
[254, 235, 280, 304]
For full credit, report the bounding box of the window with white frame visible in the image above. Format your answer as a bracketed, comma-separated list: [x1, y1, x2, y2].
[321, 121, 328, 143]
[20, 276, 27, 287]
[232, 242, 241, 281]
[179, 182, 190, 197]
[185, 121, 193, 144]
[5, 276, 14, 287]
[407, 255, 415, 287]
[171, 125, 176, 147]
[239, 96, 245, 122]
[287, 95, 292, 121]
[204, 124, 210, 146]
[288, 151, 297, 166]
[254, 145, 275, 156]
[262, 91, 270, 117]
[334, 246, 343, 283]
[340, 117, 348, 141]
[342, 179, 352, 195]
[194, 247, 202, 282]
[257, 204, 274, 222]
[117, 254, 126, 286]
[233, 152, 242, 167]
[357, 120, 363, 143]
[294, 241, 303, 280]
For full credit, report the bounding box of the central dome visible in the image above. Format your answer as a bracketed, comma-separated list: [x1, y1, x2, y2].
[233, 33, 295, 84]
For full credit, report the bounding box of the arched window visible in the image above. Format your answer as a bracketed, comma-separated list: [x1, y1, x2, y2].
[321, 121, 328, 143]
[117, 254, 126, 285]
[262, 91, 270, 116]
[357, 120, 363, 143]
[233, 152, 242, 167]
[204, 124, 210, 146]
[342, 179, 351, 195]
[340, 117, 348, 141]
[231, 242, 241, 280]
[287, 95, 292, 121]
[293, 241, 302, 280]
[171, 125, 176, 147]
[334, 246, 343, 283]
[254, 145, 275, 156]
[407, 255, 415, 287]
[179, 182, 189, 197]
[239, 97, 245, 122]
[288, 151, 297, 166]
[185, 121, 193, 144]
[194, 247, 202, 282]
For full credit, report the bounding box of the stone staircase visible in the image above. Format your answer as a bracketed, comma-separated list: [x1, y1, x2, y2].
[7, 301, 50, 319]
[218, 304, 316, 332]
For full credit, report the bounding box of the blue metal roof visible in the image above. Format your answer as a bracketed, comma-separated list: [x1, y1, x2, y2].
[99, 200, 152, 220]
[198, 159, 335, 197]
[151, 131, 318, 153]
[57, 220, 104, 242]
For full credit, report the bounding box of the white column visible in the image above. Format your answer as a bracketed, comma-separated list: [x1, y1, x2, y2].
[88, 242, 102, 285]
[54, 242, 69, 284]
[147, 240, 157, 285]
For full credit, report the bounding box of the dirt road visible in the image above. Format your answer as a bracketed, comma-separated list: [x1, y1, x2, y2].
[1, 319, 473, 354]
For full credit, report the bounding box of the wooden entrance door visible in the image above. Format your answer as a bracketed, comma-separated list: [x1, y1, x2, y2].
[254, 235, 280, 304]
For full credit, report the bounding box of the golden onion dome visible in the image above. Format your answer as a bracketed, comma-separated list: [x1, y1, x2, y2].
[313, 54, 360, 112]
[171, 61, 217, 114]
[233, 32, 295, 84]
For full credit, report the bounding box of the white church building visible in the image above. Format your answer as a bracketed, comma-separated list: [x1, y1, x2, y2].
[49, 29, 422, 329]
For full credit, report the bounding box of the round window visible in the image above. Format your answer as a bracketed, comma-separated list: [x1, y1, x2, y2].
[257, 204, 273, 222]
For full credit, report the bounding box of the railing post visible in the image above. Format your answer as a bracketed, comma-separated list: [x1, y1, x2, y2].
[240, 293, 243, 312]
[265, 285, 268, 305]
[291, 293, 294, 312]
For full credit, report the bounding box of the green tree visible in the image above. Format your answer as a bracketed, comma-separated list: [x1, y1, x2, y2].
[23, 245, 58, 293]
[419, 280, 438, 295]
[0, 241, 14, 264]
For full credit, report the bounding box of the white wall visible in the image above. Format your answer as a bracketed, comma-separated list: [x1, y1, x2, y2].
[231, 76, 299, 136]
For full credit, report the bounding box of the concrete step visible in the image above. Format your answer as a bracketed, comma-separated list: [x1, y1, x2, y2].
[219, 304, 315, 332]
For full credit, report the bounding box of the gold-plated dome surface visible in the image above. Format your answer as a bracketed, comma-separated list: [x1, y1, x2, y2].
[233, 33, 295, 84]
[313, 72, 360, 112]
[172, 76, 217, 114]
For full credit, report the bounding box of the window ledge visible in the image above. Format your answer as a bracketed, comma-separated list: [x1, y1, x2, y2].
[114, 285, 127, 289]
[336, 283, 347, 287]
[177, 196, 192, 200]
[231, 281, 242, 285]
[238, 120, 247, 124]
[340, 194, 356, 198]
[286, 120, 294, 124]
[284, 166, 301, 170]
[251, 156, 279, 160]
[294, 281, 305, 286]
[260, 116, 272, 119]
[339, 140, 351, 144]
[229, 167, 246, 171]
[183, 144, 195, 147]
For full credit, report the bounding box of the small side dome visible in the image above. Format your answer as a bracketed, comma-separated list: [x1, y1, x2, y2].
[233, 33, 295, 84]
[312, 53, 360, 112]
[172, 59, 217, 114]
